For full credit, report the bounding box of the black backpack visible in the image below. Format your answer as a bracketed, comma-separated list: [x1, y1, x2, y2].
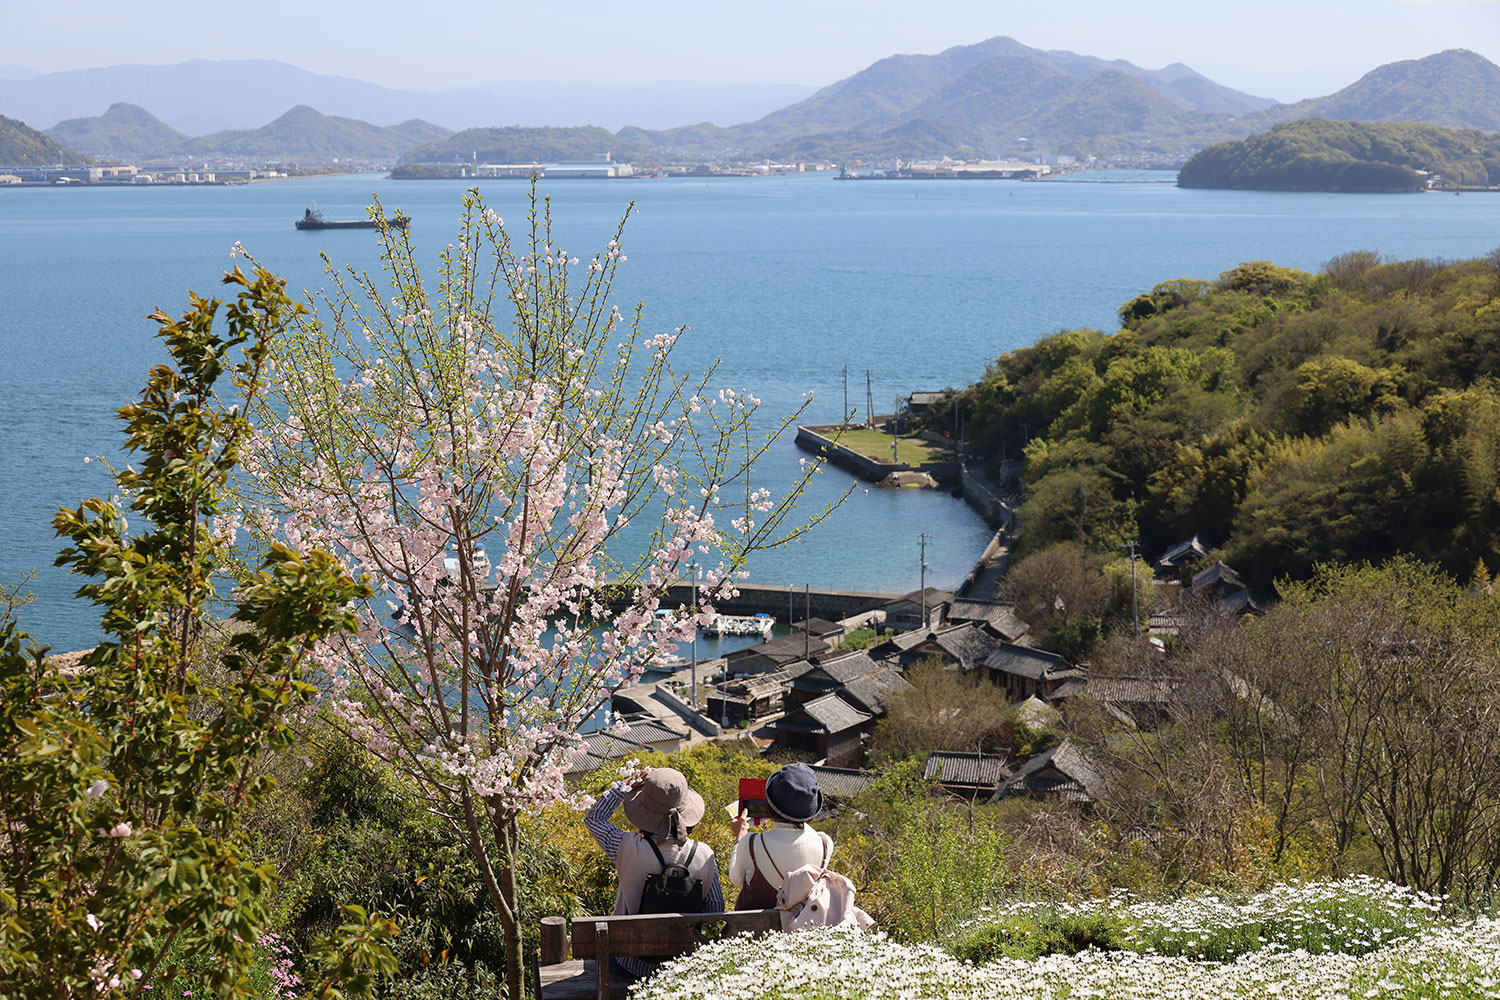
[638, 837, 707, 914]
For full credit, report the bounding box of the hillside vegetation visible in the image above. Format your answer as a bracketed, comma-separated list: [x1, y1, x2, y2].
[932, 252, 1500, 592]
[45, 103, 188, 161]
[0, 114, 87, 165]
[398, 125, 651, 165]
[1179, 119, 1500, 191]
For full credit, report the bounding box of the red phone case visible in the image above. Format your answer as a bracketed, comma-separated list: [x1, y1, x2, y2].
[738, 778, 772, 819]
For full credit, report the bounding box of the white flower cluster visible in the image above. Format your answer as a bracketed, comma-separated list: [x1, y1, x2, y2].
[630, 880, 1500, 1000]
[967, 875, 1445, 960]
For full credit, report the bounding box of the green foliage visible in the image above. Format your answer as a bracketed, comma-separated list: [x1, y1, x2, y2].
[0, 267, 392, 999]
[946, 250, 1500, 594]
[834, 627, 880, 651]
[266, 734, 508, 986]
[871, 659, 1014, 763]
[0, 113, 89, 165]
[829, 762, 1009, 941]
[44, 103, 189, 161]
[1178, 119, 1500, 192]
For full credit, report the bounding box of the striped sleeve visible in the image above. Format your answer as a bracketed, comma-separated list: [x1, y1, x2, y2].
[584, 785, 625, 863]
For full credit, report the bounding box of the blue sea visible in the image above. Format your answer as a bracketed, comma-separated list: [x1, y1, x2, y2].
[3, 172, 1499, 650]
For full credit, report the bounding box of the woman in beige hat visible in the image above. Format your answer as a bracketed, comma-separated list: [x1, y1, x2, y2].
[584, 766, 724, 978]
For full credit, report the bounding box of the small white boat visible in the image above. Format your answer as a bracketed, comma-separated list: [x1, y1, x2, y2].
[705, 613, 775, 638]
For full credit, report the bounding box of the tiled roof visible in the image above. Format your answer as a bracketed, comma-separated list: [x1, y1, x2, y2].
[1156, 534, 1211, 569]
[1000, 740, 1106, 802]
[731, 669, 793, 700]
[1192, 560, 1244, 593]
[985, 642, 1068, 681]
[565, 731, 648, 776]
[814, 650, 881, 684]
[932, 622, 1005, 671]
[840, 666, 909, 715]
[777, 693, 872, 734]
[793, 617, 845, 638]
[809, 765, 878, 800]
[727, 634, 831, 663]
[1086, 677, 1180, 704]
[945, 600, 1030, 641]
[923, 751, 1009, 787]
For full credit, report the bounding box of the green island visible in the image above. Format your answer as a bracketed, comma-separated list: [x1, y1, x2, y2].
[1177, 118, 1500, 192]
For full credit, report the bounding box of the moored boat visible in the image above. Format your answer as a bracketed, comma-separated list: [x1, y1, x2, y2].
[295, 202, 410, 230]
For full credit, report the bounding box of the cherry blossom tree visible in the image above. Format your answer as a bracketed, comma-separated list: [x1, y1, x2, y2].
[239, 188, 842, 996]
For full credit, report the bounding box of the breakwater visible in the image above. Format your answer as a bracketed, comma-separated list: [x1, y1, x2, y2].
[604, 582, 901, 620]
[794, 425, 958, 484]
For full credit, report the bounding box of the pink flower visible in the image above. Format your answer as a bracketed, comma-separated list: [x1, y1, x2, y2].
[106, 822, 132, 838]
[86, 779, 108, 799]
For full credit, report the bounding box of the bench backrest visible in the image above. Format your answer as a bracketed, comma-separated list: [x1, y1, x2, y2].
[569, 910, 780, 960]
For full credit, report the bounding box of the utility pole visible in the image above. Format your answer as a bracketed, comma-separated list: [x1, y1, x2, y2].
[804, 583, 811, 658]
[843, 364, 849, 428]
[1123, 541, 1140, 636]
[918, 533, 932, 628]
[866, 369, 874, 429]
[689, 560, 699, 708]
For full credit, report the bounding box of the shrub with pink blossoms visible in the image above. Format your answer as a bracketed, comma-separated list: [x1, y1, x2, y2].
[238, 186, 845, 999]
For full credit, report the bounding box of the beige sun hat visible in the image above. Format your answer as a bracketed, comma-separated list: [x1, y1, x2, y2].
[621, 767, 706, 841]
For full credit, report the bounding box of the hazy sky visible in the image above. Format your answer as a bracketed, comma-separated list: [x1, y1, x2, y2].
[6, 0, 1498, 101]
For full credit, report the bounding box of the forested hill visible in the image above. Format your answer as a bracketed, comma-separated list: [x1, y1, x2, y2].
[0, 114, 87, 165]
[1178, 119, 1500, 192]
[935, 254, 1500, 591]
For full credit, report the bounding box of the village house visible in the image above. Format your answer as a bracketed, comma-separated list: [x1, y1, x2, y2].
[983, 642, 1085, 701]
[774, 693, 873, 767]
[1155, 534, 1212, 581]
[563, 716, 690, 781]
[944, 598, 1031, 642]
[724, 633, 831, 676]
[1191, 560, 1266, 616]
[923, 750, 1010, 798]
[995, 740, 1106, 804]
[881, 587, 954, 630]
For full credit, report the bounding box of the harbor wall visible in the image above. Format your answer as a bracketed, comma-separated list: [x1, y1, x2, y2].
[604, 583, 900, 620]
[960, 460, 1017, 530]
[795, 425, 959, 485]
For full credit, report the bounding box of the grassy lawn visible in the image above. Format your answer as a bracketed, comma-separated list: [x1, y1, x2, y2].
[828, 426, 953, 466]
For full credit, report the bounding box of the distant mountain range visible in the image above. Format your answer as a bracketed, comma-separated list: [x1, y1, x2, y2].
[5, 42, 1499, 168]
[0, 59, 814, 134]
[637, 41, 1500, 162]
[44, 103, 452, 163]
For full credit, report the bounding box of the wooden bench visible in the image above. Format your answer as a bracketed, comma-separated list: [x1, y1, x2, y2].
[540, 910, 780, 1000]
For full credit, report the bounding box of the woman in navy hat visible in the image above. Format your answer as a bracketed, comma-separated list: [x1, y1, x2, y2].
[729, 762, 833, 909]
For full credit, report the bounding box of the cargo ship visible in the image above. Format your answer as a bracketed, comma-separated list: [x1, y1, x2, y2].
[295, 202, 410, 231]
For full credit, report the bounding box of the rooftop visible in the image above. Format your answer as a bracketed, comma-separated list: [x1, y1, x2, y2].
[924, 751, 1009, 788]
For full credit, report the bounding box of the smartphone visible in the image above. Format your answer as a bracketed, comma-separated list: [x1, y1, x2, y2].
[737, 778, 774, 821]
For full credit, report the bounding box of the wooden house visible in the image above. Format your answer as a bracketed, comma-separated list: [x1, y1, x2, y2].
[724, 634, 831, 677]
[983, 642, 1083, 701]
[774, 693, 873, 767]
[923, 751, 1010, 798]
[996, 740, 1106, 804]
[945, 599, 1031, 642]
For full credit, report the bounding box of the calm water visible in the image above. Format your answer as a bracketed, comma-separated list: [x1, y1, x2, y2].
[4, 172, 1499, 649]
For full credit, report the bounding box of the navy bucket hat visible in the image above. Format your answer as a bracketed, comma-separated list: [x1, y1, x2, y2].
[765, 762, 823, 823]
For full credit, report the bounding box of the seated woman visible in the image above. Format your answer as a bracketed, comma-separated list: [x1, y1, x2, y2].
[584, 766, 724, 978]
[729, 762, 832, 909]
